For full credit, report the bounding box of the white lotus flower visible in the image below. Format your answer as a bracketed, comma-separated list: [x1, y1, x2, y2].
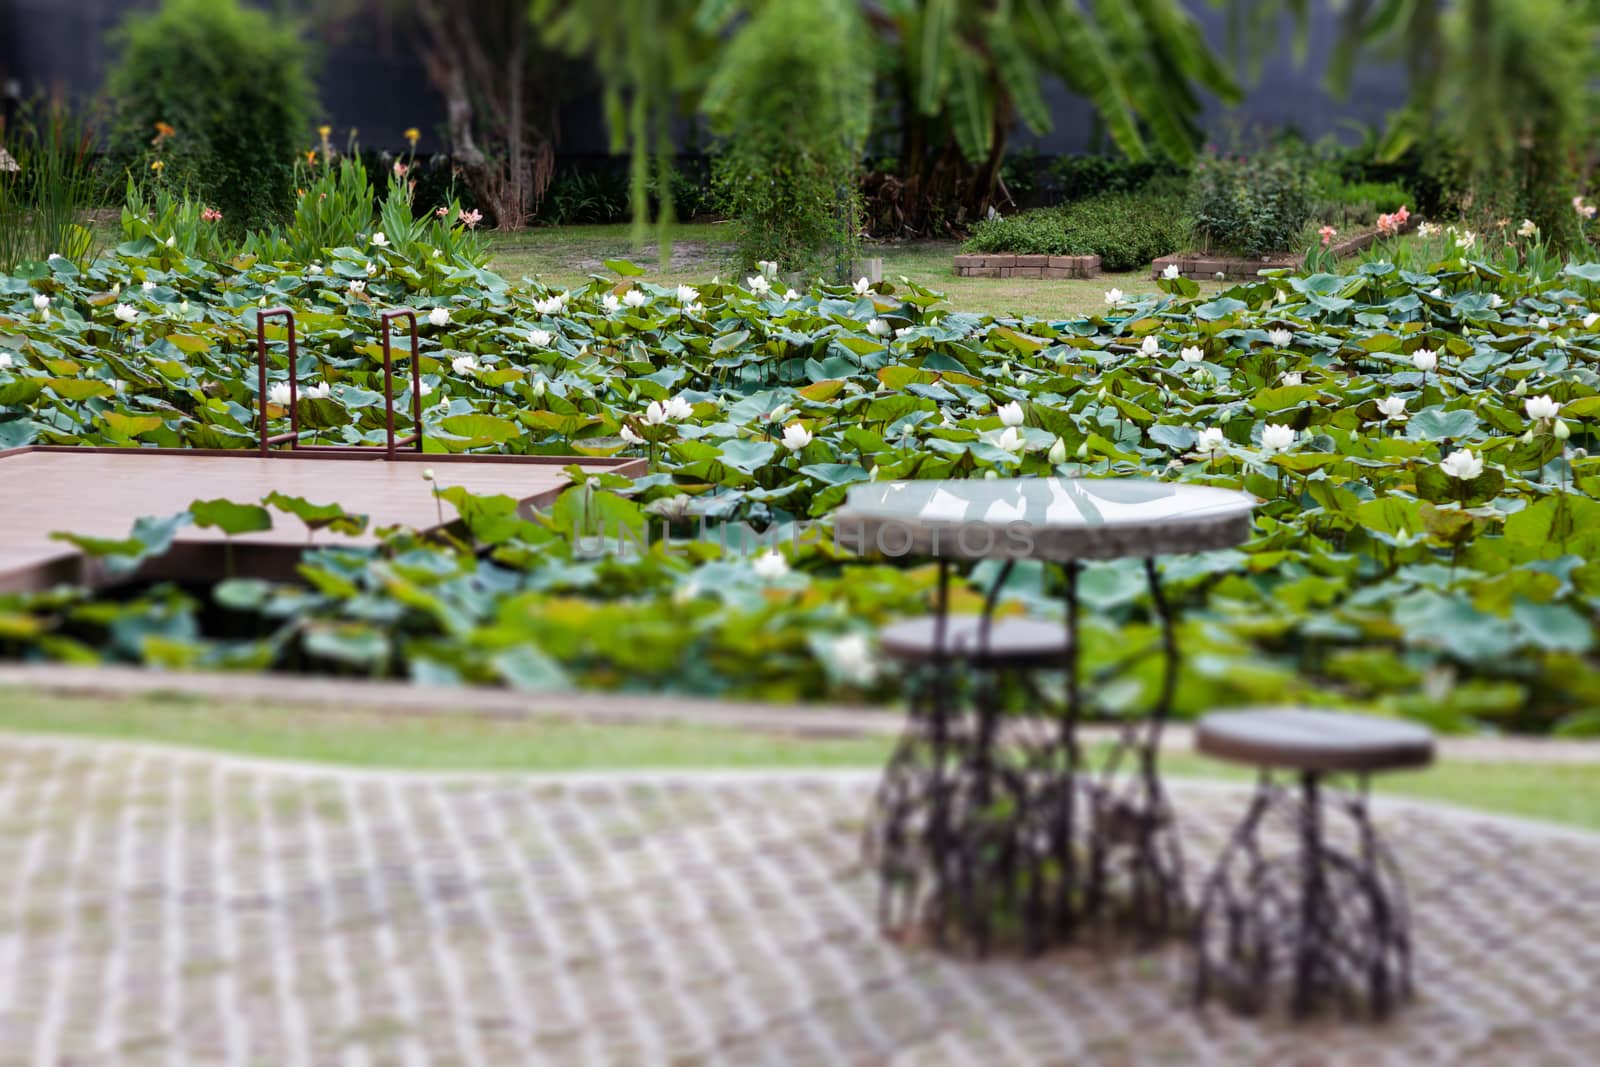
[1197, 427, 1226, 452]
[1162, 263, 1180, 280]
[1048, 437, 1067, 465]
[601, 294, 621, 314]
[1439, 449, 1483, 480]
[853, 277, 871, 295]
[267, 382, 292, 406]
[113, 303, 137, 323]
[1260, 423, 1296, 451]
[528, 329, 553, 348]
[620, 424, 645, 445]
[364, 261, 377, 276]
[747, 275, 772, 295]
[781, 423, 813, 451]
[782, 288, 801, 302]
[1411, 348, 1437, 372]
[348, 280, 366, 295]
[1488, 294, 1503, 308]
[685, 302, 704, 316]
[867, 318, 891, 337]
[997, 401, 1025, 427]
[1585, 313, 1600, 329]
[643, 401, 668, 426]
[752, 550, 789, 580]
[428, 307, 450, 327]
[1282, 371, 1302, 387]
[895, 327, 912, 338]
[417, 380, 433, 397]
[1267, 328, 1292, 348]
[1525, 394, 1561, 420]
[304, 382, 331, 399]
[451, 354, 478, 375]
[0, 352, 11, 369]
[1104, 288, 1125, 305]
[1179, 346, 1204, 363]
[1429, 287, 1444, 298]
[996, 426, 1025, 452]
[758, 260, 779, 280]
[1140, 335, 1160, 356]
[371, 231, 389, 248]
[1377, 396, 1408, 421]
[308, 264, 323, 275]
[676, 285, 699, 304]
[533, 295, 565, 315]
[1539, 316, 1552, 331]
[142, 280, 156, 292]
[622, 288, 648, 308]
[829, 632, 877, 686]
[32, 294, 49, 310]
[663, 395, 694, 421]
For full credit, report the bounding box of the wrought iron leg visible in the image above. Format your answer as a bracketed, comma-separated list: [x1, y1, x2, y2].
[1192, 771, 1416, 1019]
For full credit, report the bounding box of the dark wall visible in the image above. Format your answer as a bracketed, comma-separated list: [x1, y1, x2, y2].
[2, 0, 1404, 157]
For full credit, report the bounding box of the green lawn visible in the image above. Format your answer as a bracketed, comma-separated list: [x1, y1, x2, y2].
[3, 687, 1596, 831]
[484, 223, 1217, 320]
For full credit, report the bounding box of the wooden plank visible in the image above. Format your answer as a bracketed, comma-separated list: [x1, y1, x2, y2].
[0, 449, 641, 592]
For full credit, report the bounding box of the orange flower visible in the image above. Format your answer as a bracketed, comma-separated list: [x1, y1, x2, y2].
[151, 121, 175, 146]
[305, 149, 318, 165]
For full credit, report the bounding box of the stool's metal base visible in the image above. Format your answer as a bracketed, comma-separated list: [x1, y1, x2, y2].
[1193, 772, 1413, 1020]
[864, 558, 1189, 956]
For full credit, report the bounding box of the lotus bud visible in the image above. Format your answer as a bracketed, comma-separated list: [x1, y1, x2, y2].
[1554, 418, 1571, 440]
[1513, 380, 1528, 396]
[1048, 437, 1067, 465]
[1521, 429, 1536, 444]
[984, 470, 998, 480]
[1076, 441, 1089, 459]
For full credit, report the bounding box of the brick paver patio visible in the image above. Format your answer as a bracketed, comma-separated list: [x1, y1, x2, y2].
[0, 736, 1595, 1066]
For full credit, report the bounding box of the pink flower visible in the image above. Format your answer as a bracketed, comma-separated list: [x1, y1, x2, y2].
[1575, 196, 1598, 220]
[435, 205, 448, 218]
[1377, 212, 1399, 237]
[200, 207, 222, 222]
[1319, 225, 1337, 247]
[460, 208, 482, 229]
[393, 160, 408, 178]
[1394, 205, 1410, 225]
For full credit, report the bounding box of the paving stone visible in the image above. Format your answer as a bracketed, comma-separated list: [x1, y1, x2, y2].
[0, 737, 1594, 1066]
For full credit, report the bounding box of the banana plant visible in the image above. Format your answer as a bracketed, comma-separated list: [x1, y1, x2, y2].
[865, 0, 1241, 228]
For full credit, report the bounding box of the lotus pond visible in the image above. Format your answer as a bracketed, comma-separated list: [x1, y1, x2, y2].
[4, 238, 1600, 735]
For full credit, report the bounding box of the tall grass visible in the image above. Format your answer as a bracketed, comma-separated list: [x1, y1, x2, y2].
[0, 101, 102, 273]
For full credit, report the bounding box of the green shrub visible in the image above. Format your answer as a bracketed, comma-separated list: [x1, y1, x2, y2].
[1049, 154, 1188, 202]
[703, 0, 871, 280]
[960, 211, 1071, 256]
[101, 0, 315, 233]
[1188, 150, 1315, 257]
[1058, 192, 1187, 271]
[960, 191, 1186, 271]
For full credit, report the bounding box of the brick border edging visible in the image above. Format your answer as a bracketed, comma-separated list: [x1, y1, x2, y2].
[953, 253, 1100, 279]
[1151, 218, 1420, 280]
[4, 663, 1599, 765]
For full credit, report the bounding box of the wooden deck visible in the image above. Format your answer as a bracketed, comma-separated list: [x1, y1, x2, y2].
[0, 448, 646, 592]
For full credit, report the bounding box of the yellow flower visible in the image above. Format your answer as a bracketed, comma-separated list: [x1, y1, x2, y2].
[150, 159, 165, 172]
[404, 127, 420, 147]
[318, 124, 332, 139]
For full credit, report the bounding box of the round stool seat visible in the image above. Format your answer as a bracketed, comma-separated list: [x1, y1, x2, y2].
[1197, 708, 1434, 774]
[879, 615, 1068, 667]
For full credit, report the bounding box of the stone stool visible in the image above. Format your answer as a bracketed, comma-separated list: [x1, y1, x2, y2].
[867, 615, 1072, 954]
[1191, 708, 1435, 1020]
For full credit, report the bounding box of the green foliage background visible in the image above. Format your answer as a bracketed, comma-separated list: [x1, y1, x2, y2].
[102, 0, 316, 234]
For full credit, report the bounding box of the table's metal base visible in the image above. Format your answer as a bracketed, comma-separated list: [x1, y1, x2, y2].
[864, 558, 1188, 956]
[1192, 772, 1413, 1020]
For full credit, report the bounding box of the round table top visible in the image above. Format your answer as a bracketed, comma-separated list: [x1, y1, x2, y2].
[1197, 708, 1435, 774]
[833, 477, 1254, 561]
